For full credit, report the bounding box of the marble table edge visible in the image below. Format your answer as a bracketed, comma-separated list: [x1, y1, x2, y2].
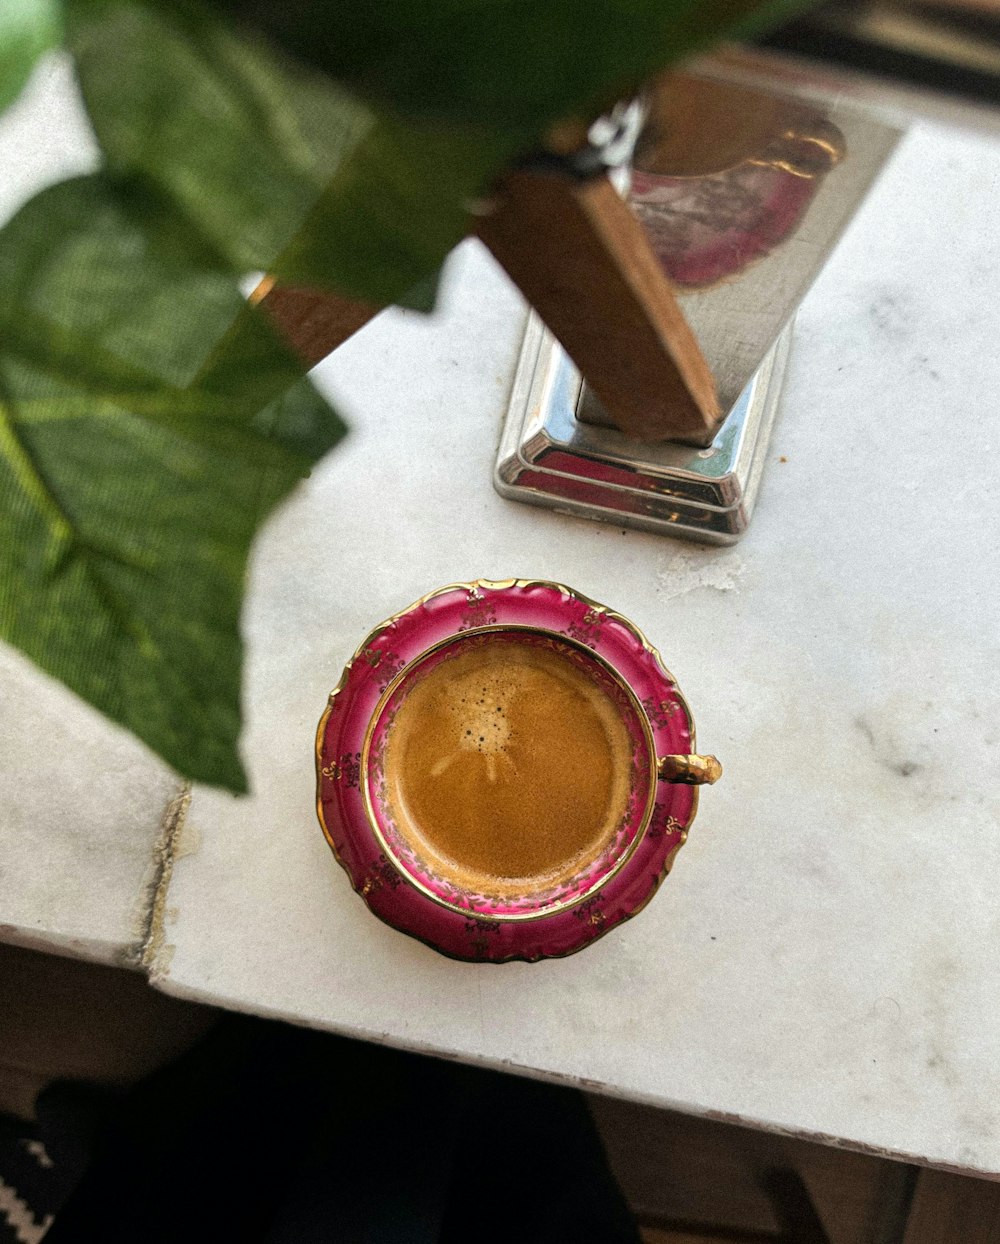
[145, 963, 1000, 1185]
[0, 778, 189, 974]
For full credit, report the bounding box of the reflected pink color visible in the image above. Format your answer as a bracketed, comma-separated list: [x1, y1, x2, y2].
[631, 163, 821, 290]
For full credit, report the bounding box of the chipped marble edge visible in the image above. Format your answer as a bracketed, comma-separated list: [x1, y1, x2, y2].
[0, 781, 196, 974]
[0, 924, 141, 969]
[130, 783, 202, 982]
[146, 967, 1000, 1184]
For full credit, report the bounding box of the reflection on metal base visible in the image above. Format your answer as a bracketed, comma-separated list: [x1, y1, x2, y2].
[494, 313, 792, 545]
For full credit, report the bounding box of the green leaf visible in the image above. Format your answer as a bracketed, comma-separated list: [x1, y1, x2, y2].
[203, 0, 820, 131]
[65, 0, 373, 276]
[0, 175, 345, 791]
[270, 108, 514, 306]
[0, 0, 63, 113]
[65, 0, 496, 309]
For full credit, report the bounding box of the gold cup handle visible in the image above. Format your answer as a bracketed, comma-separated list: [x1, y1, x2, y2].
[657, 754, 723, 785]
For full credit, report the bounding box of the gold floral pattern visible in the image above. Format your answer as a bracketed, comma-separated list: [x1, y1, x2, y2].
[647, 806, 684, 840]
[457, 587, 497, 631]
[361, 643, 406, 689]
[337, 752, 361, 789]
[376, 657, 405, 691]
[464, 917, 502, 957]
[571, 896, 607, 930]
[642, 694, 679, 728]
[360, 852, 404, 897]
[563, 606, 605, 648]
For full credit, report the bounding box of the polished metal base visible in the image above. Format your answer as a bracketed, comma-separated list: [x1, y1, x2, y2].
[494, 313, 792, 545]
[492, 70, 901, 544]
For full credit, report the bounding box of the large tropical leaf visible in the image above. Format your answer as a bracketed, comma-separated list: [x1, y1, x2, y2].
[64, 0, 503, 307]
[270, 107, 514, 305]
[0, 175, 344, 791]
[202, 0, 817, 131]
[65, 0, 372, 277]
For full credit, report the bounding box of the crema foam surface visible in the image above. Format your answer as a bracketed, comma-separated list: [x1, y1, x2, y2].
[382, 640, 634, 896]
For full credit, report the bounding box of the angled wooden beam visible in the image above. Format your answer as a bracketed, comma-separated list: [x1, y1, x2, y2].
[476, 168, 720, 444]
[250, 276, 379, 367]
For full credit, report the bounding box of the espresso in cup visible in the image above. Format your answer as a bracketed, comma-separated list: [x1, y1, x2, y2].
[378, 634, 643, 899]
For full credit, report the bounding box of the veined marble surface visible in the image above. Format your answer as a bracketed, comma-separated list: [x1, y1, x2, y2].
[2, 58, 999, 1174]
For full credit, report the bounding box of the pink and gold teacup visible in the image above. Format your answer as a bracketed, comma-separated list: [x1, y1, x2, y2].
[316, 579, 720, 962]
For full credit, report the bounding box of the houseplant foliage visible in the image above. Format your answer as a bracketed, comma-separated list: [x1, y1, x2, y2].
[0, 0, 810, 792]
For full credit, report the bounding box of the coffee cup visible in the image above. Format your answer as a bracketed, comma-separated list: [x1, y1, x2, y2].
[316, 580, 720, 962]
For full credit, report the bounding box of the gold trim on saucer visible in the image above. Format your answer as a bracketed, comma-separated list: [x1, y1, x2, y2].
[315, 579, 708, 958]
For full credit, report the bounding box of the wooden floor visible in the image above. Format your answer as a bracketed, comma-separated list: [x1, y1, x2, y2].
[591, 1095, 914, 1244]
[637, 1175, 1000, 1243]
[594, 1095, 1000, 1244]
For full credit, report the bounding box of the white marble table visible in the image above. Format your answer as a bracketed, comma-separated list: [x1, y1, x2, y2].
[3, 57, 1000, 1179]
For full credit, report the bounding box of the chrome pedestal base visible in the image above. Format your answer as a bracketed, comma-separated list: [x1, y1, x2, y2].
[494, 314, 792, 545]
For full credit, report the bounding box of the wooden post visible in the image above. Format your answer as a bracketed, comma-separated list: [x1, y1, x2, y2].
[250, 276, 379, 367]
[476, 169, 719, 444]
[902, 1169, 1000, 1244]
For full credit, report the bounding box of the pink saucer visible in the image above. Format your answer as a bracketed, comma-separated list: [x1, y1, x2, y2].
[315, 580, 703, 962]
